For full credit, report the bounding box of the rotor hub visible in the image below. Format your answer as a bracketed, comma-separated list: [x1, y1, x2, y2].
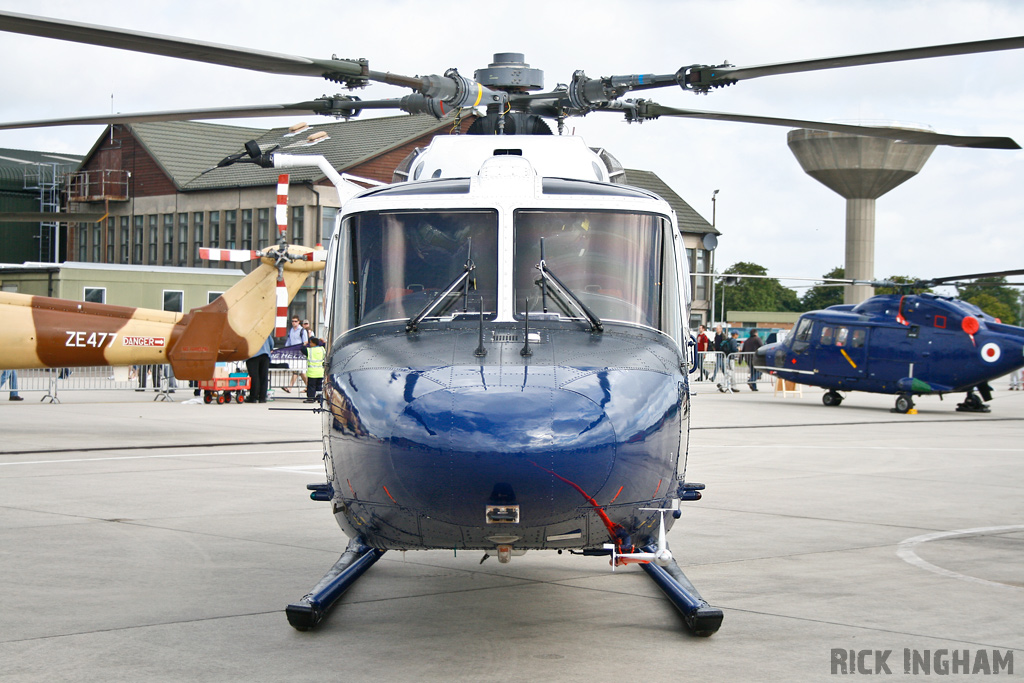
[474, 53, 544, 93]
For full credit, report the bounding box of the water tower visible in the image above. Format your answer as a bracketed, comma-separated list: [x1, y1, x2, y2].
[787, 129, 936, 303]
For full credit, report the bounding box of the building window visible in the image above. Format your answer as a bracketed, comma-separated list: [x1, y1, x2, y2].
[77, 226, 88, 261]
[84, 287, 106, 304]
[208, 211, 219, 249]
[193, 212, 204, 265]
[694, 248, 707, 301]
[225, 210, 236, 250]
[163, 290, 184, 313]
[163, 214, 174, 265]
[291, 206, 304, 245]
[121, 216, 130, 263]
[686, 247, 708, 302]
[241, 209, 253, 250]
[178, 213, 189, 266]
[207, 291, 223, 304]
[321, 207, 338, 242]
[133, 216, 144, 264]
[257, 207, 270, 249]
[148, 215, 158, 264]
[91, 224, 101, 262]
[106, 218, 116, 263]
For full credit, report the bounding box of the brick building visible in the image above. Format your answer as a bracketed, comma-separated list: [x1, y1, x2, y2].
[62, 113, 718, 325]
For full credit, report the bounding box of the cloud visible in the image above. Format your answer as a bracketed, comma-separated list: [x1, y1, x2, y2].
[2, 0, 1022, 282]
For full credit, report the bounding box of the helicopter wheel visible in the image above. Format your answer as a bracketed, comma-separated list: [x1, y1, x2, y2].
[894, 394, 914, 414]
[822, 390, 843, 407]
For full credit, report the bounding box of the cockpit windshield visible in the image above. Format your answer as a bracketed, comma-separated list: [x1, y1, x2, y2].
[514, 210, 669, 330]
[337, 209, 498, 329]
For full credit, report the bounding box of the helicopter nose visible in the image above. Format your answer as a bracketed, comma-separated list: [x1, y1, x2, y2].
[388, 383, 616, 525]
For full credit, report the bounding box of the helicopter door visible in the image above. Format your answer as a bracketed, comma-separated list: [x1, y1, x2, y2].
[814, 324, 868, 380]
[867, 325, 929, 388]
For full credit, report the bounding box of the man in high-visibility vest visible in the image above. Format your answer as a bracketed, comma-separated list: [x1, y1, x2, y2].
[303, 337, 326, 403]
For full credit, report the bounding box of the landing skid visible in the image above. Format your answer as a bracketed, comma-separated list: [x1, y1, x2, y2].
[640, 551, 724, 636]
[607, 508, 723, 636]
[286, 537, 385, 631]
[956, 391, 991, 413]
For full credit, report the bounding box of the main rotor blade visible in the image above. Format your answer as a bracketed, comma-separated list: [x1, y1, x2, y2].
[640, 103, 1020, 149]
[928, 268, 1024, 285]
[0, 10, 422, 89]
[0, 99, 401, 131]
[717, 36, 1024, 83]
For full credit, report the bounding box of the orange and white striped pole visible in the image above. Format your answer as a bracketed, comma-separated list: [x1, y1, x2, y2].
[275, 174, 290, 337]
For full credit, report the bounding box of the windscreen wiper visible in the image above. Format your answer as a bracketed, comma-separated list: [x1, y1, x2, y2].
[535, 260, 603, 332]
[406, 257, 475, 332]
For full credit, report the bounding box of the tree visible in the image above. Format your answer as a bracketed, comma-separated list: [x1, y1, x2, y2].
[717, 261, 801, 314]
[964, 292, 1015, 323]
[799, 266, 845, 312]
[957, 277, 1021, 325]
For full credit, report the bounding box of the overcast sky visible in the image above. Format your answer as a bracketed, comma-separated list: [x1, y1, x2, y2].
[2, 0, 1023, 293]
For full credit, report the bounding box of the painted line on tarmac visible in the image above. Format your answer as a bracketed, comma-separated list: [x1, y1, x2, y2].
[691, 417, 1024, 431]
[896, 525, 1024, 591]
[0, 438, 321, 457]
[690, 442, 1024, 452]
[260, 464, 323, 475]
[0, 448, 321, 467]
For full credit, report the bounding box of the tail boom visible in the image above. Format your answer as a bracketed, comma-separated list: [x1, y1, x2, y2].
[0, 247, 324, 379]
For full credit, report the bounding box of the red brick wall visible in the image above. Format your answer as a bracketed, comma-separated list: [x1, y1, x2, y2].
[79, 125, 177, 197]
[347, 116, 476, 183]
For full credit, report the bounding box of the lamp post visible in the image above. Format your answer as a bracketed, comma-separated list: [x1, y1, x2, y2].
[708, 189, 719, 326]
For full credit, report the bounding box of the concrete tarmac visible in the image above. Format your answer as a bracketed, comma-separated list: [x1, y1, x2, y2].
[1, 384, 1022, 681]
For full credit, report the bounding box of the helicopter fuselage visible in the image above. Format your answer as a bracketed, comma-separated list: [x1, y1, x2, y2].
[761, 293, 1024, 400]
[316, 136, 694, 555]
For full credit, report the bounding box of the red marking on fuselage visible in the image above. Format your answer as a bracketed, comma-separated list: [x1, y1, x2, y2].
[531, 461, 628, 552]
[609, 485, 623, 504]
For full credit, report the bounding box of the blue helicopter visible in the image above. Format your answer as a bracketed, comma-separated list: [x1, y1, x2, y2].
[758, 272, 1024, 414]
[5, 10, 1024, 637]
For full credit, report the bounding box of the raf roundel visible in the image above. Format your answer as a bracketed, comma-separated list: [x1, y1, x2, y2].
[981, 342, 1001, 363]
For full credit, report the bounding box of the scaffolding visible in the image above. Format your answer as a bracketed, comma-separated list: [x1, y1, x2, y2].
[23, 161, 75, 262]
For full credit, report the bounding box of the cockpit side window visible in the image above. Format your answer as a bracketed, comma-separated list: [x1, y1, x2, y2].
[336, 209, 499, 331]
[789, 316, 813, 353]
[794, 317, 813, 342]
[513, 210, 670, 331]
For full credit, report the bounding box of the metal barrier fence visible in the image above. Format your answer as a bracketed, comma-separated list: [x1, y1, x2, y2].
[690, 351, 728, 391]
[725, 352, 772, 392]
[689, 351, 774, 392]
[0, 360, 308, 403]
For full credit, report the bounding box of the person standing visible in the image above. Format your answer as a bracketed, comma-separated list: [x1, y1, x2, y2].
[1, 370, 23, 401]
[245, 334, 274, 403]
[283, 316, 309, 393]
[696, 325, 710, 381]
[741, 330, 763, 391]
[712, 325, 727, 390]
[286, 316, 308, 346]
[303, 337, 326, 404]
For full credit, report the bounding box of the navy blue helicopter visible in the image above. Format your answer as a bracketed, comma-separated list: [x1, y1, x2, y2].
[758, 273, 1024, 413]
[3, 10, 1024, 637]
